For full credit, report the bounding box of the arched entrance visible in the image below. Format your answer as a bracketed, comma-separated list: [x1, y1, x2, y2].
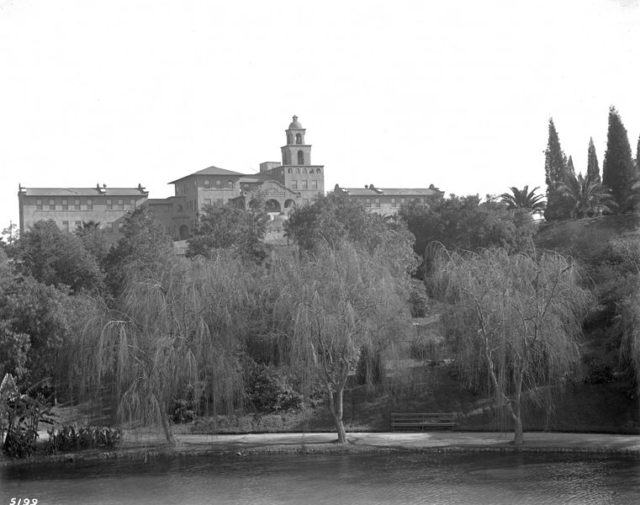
[284, 199, 296, 213]
[265, 199, 282, 213]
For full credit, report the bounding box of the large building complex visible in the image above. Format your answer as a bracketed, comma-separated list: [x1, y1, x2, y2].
[147, 115, 324, 239]
[17, 116, 441, 242]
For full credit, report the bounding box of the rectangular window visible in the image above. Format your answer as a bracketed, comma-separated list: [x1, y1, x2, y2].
[301, 180, 308, 190]
[375, 198, 381, 208]
[311, 180, 318, 190]
[106, 199, 113, 210]
[74, 200, 80, 210]
[61, 199, 68, 210]
[391, 198, 397, 207]
[36, 199, 43, 210]
[86, 199, 93, 210]
[62, 220, 69, 232]
[291, 180, 298, 189]
[129, 199, 135, 209]
[365, 198, 371, 207]
[118, 222, 124, 231]
[117, 199, 124, 210]
[49, 199, 55, 210]
[400, 198, 406, 205]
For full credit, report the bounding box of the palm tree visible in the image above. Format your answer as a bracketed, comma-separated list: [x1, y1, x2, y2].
[500, 186, 546, 214]
[559, 172, 616, 218]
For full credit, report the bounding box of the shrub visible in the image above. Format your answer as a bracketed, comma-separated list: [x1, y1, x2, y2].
[583, 358, 614, 384]
[245, 364, 302, 413]
[1, 389, 54, 458]
[46, 425, 121, 453]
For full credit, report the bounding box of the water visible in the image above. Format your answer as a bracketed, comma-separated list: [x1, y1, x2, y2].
[2, 452, 640, 505]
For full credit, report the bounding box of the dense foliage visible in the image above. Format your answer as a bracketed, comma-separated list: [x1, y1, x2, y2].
[187, 203, 269, 262]
[399, 194, 536, 276]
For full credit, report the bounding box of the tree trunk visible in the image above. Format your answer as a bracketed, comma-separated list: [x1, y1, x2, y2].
[511, 368, 524, 445]
[159, 402, 176, 446]
[512, 412, 524, 445]
[328, 386, 348, 444]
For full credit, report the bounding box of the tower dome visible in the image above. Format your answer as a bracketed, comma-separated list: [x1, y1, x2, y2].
[288, 115, 303, 129]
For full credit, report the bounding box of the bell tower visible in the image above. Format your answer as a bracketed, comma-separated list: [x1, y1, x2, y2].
[280, 115, 324, 204]
[281, 115, 311, 166]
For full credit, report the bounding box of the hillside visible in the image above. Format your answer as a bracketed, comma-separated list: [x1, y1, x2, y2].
[535, 214, 640, 261]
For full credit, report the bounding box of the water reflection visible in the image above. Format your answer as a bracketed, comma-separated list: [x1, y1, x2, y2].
[2, 452, 639, 505]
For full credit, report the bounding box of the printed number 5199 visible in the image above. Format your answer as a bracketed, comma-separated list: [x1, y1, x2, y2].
[10, 499, 38, 505]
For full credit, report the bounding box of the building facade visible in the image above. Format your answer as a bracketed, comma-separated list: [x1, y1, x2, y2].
[18, 184, 148, 243]
[333, 184, 443, 216]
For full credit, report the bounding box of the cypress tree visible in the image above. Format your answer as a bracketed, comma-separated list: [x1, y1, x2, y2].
[544, 119, 571, 220]
[587, 137, 601, 183]
[567, 156, 576, 176]
[603, 107, 635, 212]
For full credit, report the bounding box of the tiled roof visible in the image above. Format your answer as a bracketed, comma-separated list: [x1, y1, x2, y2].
[169, 166, 246, 183]
[20, 187, 148, 197]
[338, 187, 442, 197]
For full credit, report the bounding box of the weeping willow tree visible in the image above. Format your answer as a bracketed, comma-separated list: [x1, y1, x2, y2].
[270, 242, 412, 444]
[430, 247, 590, 444]
[77, 253, 255, 444]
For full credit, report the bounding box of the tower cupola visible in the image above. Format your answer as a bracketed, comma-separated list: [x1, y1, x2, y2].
[282, 115, 311, 165]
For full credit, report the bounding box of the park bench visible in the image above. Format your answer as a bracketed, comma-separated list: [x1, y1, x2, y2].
[390, 412, 458, 431]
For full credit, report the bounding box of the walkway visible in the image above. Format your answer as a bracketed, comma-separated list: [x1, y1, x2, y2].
[168, 431, 640, 455]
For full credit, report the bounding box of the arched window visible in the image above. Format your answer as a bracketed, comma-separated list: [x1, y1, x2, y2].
[297, 150, 304, 165]
[295, 133, 302, 144]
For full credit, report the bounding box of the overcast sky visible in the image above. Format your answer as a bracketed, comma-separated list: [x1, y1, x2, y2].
[1, 0, 640, 233]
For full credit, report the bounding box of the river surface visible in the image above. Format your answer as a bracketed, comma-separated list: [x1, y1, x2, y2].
[2, 451, 640, 505]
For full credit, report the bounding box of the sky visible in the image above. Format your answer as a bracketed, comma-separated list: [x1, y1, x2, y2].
[1, 0, 640, 233]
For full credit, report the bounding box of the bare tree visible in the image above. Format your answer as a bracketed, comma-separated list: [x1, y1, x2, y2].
[431, 247, 590, 444]
[271, 243, 412, 443]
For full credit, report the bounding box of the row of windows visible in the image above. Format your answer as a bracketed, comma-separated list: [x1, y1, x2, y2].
[364, 197, 426, 208]
[203, 198, 224, 207]
[203, 179, 234, 189]
[287, 167, 320, 175]
[35, 198, 137, 211]
[176, 180, 235, 195]
[290, 180, 318, 190]
[60, 221, 123, 233]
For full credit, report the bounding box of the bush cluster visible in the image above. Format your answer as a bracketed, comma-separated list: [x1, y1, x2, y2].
[46, 425, 121, 453]
[245, 363, 302, 413]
